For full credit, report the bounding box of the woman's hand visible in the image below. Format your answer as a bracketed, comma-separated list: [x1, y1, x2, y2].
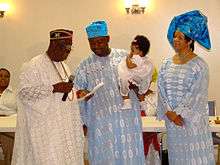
[173, 115, 184, 126]
[166, 111, 184, 126]
[166, 111, 177, 121]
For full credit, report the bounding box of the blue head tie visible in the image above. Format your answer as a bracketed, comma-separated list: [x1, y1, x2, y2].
[86, 20, 108, 39]
[167, 10, 211, 50]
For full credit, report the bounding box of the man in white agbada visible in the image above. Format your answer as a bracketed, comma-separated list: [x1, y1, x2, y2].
[12, 29, 84, 165]
[0, 68, 17, 116]
[0, 68, 17, 165]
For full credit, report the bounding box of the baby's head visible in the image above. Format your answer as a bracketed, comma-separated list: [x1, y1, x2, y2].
[131, 35, 150, 57]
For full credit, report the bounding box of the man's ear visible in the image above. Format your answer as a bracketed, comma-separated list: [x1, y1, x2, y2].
[106, 36, 110, 43]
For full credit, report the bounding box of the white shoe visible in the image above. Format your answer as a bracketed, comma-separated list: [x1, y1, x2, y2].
[121, 99, 132, 110]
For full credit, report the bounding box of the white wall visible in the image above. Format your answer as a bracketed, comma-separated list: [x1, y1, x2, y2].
[1, 0, 220, 112]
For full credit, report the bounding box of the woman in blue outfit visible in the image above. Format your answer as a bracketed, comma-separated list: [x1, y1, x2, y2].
[157, 10, 215, 165]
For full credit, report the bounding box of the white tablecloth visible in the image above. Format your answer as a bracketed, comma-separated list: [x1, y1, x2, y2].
[1, 115, 220, 132]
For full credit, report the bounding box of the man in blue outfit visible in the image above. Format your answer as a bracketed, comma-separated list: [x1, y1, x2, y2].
[74, 20, 145, 165]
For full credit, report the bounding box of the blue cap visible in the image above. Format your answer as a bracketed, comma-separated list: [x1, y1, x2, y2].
[167, 10, 211, 50]
[86, 20, 108, 39]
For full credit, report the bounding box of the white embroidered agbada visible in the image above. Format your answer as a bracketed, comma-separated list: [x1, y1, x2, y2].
[12, 54, 84, 165]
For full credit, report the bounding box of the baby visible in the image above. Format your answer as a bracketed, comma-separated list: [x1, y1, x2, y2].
[118, 35, 154, 110]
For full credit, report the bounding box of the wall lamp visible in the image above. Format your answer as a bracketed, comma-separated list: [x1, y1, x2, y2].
[125, 0, 148, 14]
[0, 3, 9, 18]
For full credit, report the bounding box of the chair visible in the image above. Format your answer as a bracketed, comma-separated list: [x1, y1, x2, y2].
[208, 100, 220, 163]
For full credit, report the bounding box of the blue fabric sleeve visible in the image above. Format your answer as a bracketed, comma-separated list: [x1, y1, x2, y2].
[157, 60, 169, 120]
[74, 62, 89, 126]
[174, 64, 209, 126]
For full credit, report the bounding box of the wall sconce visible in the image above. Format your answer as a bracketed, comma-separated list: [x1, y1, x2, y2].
[125, 0, 148, 14]
[0, 3, 9, 18]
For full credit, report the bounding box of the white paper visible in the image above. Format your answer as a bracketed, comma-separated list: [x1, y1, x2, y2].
[77, 82, 104, 101]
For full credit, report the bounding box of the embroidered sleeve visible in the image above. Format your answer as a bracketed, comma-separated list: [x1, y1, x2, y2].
[74, 62, 89, 126]
[18, 63, 53, 108]
[174, 63, 209, 125]
[19, 85, 53, 103]
[157, 60, 170, 120]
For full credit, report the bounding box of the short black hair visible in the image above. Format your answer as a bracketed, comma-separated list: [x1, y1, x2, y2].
[0, 68, 10, 77]
[132, 35, 150, 56]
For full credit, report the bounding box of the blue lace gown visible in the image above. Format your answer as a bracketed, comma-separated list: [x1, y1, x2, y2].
[157, 56, 215, 165]
[74, 48, 145, 165]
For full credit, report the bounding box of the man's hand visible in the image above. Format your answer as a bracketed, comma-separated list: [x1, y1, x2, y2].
[76, 89, 93, 101]
[129, 82, 139, 94]
[166, 111, 184, 126]
[52, 82, 73, 93]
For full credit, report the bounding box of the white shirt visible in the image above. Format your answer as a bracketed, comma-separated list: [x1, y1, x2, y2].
[0, 87, 17, 115]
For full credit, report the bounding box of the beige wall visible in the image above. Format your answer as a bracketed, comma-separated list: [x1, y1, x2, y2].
[1, 0, 220, 113]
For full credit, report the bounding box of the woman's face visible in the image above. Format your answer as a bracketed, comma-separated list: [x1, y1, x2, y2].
[173, 31, 190, 53]
[0, 69, 10, 88]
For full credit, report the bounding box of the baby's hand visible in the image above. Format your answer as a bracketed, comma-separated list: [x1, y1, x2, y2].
[128, 52, 133, 58]
[126, 55, 137, 69]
